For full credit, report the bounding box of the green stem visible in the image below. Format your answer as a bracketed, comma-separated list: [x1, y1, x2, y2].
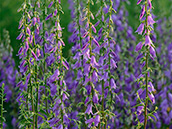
[76, 0, 87, 128]
[1, 84, 4, 129]
[42, 0, 49, 115]
[144, 0, 149, 129]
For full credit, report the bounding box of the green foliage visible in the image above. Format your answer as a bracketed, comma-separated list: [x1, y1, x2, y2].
[0, 83, 6, 129]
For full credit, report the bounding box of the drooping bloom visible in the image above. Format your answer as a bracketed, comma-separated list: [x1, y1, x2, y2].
[135, 42, 143, 52]
[136, 23, 144, 35]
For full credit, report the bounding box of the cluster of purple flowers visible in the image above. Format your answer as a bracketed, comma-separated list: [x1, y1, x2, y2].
[1, 0, 172, 128]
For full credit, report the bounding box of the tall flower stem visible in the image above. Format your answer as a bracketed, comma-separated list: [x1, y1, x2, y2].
[42, 0, 48, 114]
[0, 84, 5, 129]
[99, 0, 105, 129]
[76, 0, 87, 128]
[33, 1, 39, 128]
[144, 1, 149, 128]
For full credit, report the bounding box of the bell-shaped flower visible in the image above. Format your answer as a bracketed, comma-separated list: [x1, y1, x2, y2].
[48, 1, 53, 8]
[148, 15, 155, 25]
[91, 56, 99, 67]
[148, 82, 156, 92]
[148, 93, 155, 104]
[140, 5, 145, 20]
[85, 118, 94, 127]
[136, 42, 143, 52]
[85, 104, 93, 115]
[137, 106, 144, 115]
[110, 78, 117, 89]
[136, 23, 144, 35]
[148, 0, 152, 9]
[110, 58, 117, 69]
[94, 115, 100, 126]
[149, 46, 156, 58]
[93, 92, 98, 104]
[137, 0, 142, 5]
[93, 38, 100, 47]
[145, 35, 152, 46]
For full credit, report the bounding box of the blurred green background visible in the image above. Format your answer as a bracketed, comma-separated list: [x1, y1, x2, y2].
[0, 0, 171, 128]
[0, 0, 171, 66]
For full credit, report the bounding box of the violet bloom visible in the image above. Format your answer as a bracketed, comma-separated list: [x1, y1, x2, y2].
[135, 42, 143, 52]
[48, 1, 53, 8]
[94, 115, 100, 126]
[145, 35, 152, 46]
[140, 5, 145, 20]
[85, 104, 93, 115]
[148, 93, 155, 104]
[46, 13, 53, 20]
[137, 106, 144, 115]
[149, 46, 156, 58]
[93, 92, 98, 104]
[136, 23, 144, 35]
[110, 78, 117, 89]
[137, 0, 142, 5]
[148, 15, 155, 25]
[85, 118, 94, 127]
[148, 0, 152, 9]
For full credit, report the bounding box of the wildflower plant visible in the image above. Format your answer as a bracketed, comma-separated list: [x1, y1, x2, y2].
[0, 83, 6, 129]
[16, 0, 69, 128]
[135, 0, 158, 128]
[2, 0, 172, 128]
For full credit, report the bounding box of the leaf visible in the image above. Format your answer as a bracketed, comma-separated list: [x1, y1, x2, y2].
[39, 109, 48, 116]
[132, 103, 144, 108]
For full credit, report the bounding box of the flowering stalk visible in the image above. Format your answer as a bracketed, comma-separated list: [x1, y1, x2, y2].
[0, 83, 6, 129]
[135, 0, 157, 128]
[17, 0, 41, 127]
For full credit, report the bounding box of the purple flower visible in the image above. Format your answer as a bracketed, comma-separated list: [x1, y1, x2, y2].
[137, 106, 144, 115]
[92, 25, 96, 33]
[91, 56, 99, 67]
[148, 15, 155, 25]
[110, 59, 117, 69]
[93, 38, 100, 47]
[62, 61, 69, 70]
[149, 46, 156, 58]
[168, 93, 172, 101]
[33, 17, 37, 26]
[54, 9, 57, 16]
[148, 0, 152, 9]
[16, 32, 23, 40]
[145, 35, 152, 46]
[140, 5, 145, 20]
[82, 32, 89, 38]
[136, 23, 144, 35]
[135, 42, 143, 52]
[17, 47, 23, 55]
[93, 92, 98, 104]
[148, 82, 155, 92]
[26, 27, 31, 35]
[85, 118, 94, 127]
[94, 115, 100, 126]
[48, 1, 53, 8]
[137, 88, 144, 95]
[57, 124, 63, 129]
[110, 78, 116, 89]
[148, 93, 155, 104]
[85, 104, 92, 115]
[46, 13, 53, 20]
[81, 43, 89, 51]
[31, 50, 38, 60]
[137, 0, 142, 5]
